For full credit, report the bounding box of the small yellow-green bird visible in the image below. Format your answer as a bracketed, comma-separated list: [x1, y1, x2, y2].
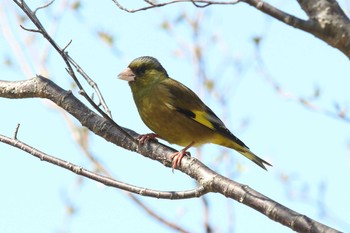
[118, 56, 271, 170]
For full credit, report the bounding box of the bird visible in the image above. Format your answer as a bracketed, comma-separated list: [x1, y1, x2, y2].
[118, 56, 271, 171]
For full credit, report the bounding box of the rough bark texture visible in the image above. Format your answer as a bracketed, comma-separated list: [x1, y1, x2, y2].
[0, 76, 342, 233]
[297, 0, 350, 58]
[239, 0, 350, 58]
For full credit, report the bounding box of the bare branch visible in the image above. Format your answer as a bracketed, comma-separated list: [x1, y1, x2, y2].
[242, 0, 314, 31]
[0, 76, 341, 233]
[112, 0, 305, 28]
[112, 0, 350, 58]
[245, 0, 350, 58]
[33, 0, 55, 15]
[13, 0, 115, 121]
[111, 0, 239, 13]
[0, 133, 207, 200]
[66, 56, 113, 118]
[13, 123, 20, 139]
[62, 39, 72, 52]
[19, 24, 42, 33]
[296, 0, 350, 58]
[61, 114, 191, 233]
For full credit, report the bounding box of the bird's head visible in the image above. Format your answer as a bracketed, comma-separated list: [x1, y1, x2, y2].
[118, 56, 168, 88]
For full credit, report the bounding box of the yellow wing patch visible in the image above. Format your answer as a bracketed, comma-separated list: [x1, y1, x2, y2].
[192, 110, 215, 130]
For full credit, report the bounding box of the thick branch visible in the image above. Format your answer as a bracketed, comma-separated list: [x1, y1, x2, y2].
[296, 0, 350, 58]
[242, 0, 314, 31]
[0, 77, 341, 233]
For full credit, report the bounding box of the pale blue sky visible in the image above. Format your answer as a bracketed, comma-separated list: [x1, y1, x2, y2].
[1, 0, 349, 232]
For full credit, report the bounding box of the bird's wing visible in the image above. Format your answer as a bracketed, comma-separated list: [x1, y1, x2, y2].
[160, 78, 248, 149]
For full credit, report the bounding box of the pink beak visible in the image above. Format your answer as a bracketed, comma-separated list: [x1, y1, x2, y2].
[118, 67, 136, 82]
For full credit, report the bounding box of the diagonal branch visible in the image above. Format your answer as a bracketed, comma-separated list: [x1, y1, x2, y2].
[242, 0, 314, 31]
[0, 76, 341, 233]
[0, 133, 207, 200]
[60, 118, 191, 233]
[12, 0, 130, 138]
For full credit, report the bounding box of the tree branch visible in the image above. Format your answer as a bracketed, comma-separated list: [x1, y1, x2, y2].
[0, 132, 207, 200]
[13, 0, 119, 126]
[112, 0, 350, 59]
[0, 76, 341, 233]
[59, 117, 191, 233]
[241, 0, 316, 31]
[296, 0, 350, 58]
[111, 0, 239, 12]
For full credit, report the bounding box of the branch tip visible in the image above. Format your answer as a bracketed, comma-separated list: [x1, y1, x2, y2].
[13, 124, 21, 139]
[19, 24, 41, 34]
[34, 0, 55, 15]
[63, 40, 72, 52]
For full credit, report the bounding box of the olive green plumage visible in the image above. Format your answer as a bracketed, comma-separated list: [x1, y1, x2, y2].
[118, 56, 271, 170]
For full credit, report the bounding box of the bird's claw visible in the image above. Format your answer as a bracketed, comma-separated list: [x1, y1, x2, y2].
[169, 142, 194, 172]
[138, 133, 158, 145]
[170, 151, 191, 173]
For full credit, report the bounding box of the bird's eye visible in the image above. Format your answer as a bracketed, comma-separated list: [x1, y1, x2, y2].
[135, 66, 146, 76]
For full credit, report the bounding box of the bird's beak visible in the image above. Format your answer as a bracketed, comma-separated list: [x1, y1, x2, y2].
[118, 67, 136, 82]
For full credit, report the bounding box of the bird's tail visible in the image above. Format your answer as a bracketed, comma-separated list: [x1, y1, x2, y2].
[213, 134, 272, 170]
[237, 148, 272, 171]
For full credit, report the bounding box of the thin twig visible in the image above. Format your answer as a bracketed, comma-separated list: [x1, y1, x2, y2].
[111, 0, 239, 13]
[253, 43, 350, 124]
[62, 39, 72, 52]
[33, 0, 55, 15]
[67, 56, 113, 118]
[0, 133, 208, 200]
[13, 123, 20, 139]
[112, 0, 312, 40]
[13, 0, 131, 140]
[61, 116, 190, 232]
[19, 25, 41, 33]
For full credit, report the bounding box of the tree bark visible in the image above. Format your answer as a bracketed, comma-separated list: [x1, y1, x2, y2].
[0, 76, 341, 233]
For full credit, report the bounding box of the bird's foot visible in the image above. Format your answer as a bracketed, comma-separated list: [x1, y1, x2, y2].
[169, 141, 194, 172]
[138, 133, 158, 144]
[170, 151, 191, 172]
